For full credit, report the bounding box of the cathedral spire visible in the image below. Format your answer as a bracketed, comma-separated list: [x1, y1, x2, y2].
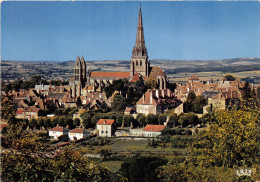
[132, 6, 147, 58]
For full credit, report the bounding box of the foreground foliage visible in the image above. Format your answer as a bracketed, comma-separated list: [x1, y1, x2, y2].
[158, 109, 260, 182]
[1, 106, 126, 181]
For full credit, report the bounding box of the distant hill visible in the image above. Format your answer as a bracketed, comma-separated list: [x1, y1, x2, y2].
[1, 57, 260, 84]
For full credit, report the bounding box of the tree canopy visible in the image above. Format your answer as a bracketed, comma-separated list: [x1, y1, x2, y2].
[224, 75, 236, 81]
[158, 109, 259, 181]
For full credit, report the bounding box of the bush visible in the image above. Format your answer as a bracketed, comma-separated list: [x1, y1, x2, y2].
[82, 137, 110, 146]
[58, 135, 69, 142]
[161, 128, 192, 136]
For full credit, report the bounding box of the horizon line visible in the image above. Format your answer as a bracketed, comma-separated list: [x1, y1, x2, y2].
[2, 57, 260, 62]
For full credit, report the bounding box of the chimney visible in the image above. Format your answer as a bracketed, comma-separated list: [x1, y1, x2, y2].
[156, 90, 159, 98]
[149, 89, 153, 104]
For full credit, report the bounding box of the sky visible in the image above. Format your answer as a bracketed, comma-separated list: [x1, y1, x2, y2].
[2, 1, 260, 61]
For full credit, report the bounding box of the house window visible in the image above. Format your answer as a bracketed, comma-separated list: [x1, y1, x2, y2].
[136, 61, 138, 66]
[140, 61, 142, 66]
[106, 131, 108, 134]
[101, 131, 104, 134]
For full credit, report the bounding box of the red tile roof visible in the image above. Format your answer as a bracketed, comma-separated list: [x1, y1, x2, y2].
[130, 72, 141, 83]
[16, 108, 25, 114]
[143, 124, 166, 132]
[90, 72, 130, 78]
[0, 123, 8, 129]
[136, 89, 177, 105]
[69, 128, 88, 134]
[50, 126, 69, 132]
[148, 67, 166, 80]
[96, 119, 115, 125]
[213, 91, 241, 99]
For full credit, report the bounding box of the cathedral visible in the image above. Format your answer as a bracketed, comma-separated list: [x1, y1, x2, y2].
[72, 7, 167, 98]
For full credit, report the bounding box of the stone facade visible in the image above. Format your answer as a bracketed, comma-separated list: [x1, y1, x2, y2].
[68, 128, 91, 140]
[49, 126, 69, 140]
[96, 119, 117, 137]
[84, 6, 168, 91]
[72, 56, 87, 98]
[136, 89, 181, 115]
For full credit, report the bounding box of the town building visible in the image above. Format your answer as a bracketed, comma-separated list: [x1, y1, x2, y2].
[96, 119, 117, 137]
[73, 109, 86, 124]
[16, 106, 40, 120]
[210, 90, 241, 110]
[71, 6, 168, 95]
[68, 127, 91, 140]
[49, 126, 69, 140]
[136, 89, 181, 115]
[143, 124, 166, 137]
[72, 56, 87, 98]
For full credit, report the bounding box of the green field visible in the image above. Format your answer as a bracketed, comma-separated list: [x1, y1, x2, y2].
[76, 137, 187, 172]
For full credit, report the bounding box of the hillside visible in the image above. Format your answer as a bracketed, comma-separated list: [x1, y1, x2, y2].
[1, 57, 260, 84]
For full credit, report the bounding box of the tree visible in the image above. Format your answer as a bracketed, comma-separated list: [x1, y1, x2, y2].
[145, 78, 158, 89]
[30, 75, 42, 84]
[122, 114, 135, 127]
[168, 113, 178, 128]
[58, 135, 69, 142]
[178, 114, 188, 128]
[111, 95, 126, 113]
[115, 114, 124, 127]
[3, 83, 12, 93]
[184, 91, 196, 112]
[146, 114, 158, 125]
[37, 118, 44, 129]
[193, 96, 207, 114]
[100, 149, 112, 161]
[43, 118, 52, 129]
[158, 113, 167, 125]
[241, 82, 259, 109]
[224, 74, 236, 81]
[241, 82, 252, 107]
[51, 117, 59, 127]
[158, 109, 259, 182]
[136, 113, 146, 127]
[1, 112, 126, 181]
[1, 99, 16, 120]
[82, 114, 93, 128]
[104, 79, 129, 98]
[91, 115, 100, 126]
[120, 156, 168, 182]
[158, 160, 228, 182]
[186, 113, 199, 127]
[29, 119, 37, 129]
[73, 118, 81, 127]
[58, 117, 66, 127]
[190, 110, 259, 168]
[200, 113, 215, 124]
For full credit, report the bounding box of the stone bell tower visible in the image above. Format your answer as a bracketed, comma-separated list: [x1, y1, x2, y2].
[72, 56, 87, 98]
[130, 6, 150, 78]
